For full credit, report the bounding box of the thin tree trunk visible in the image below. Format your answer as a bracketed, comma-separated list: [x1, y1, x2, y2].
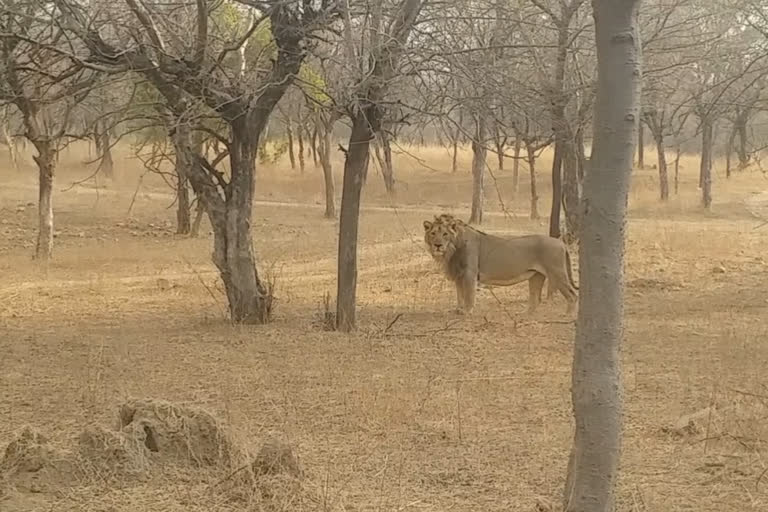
[736, 118, 748, 168]
[311, 123, 319, 167]
[297, 125, 305, 173]
[656, 135, 668, 201]
[451, 137, 459, 173]
[190, 200, 205, 237]
[549, 141, 564, 238]
[34, 142, 55, 260]
[469, 116, 487, 225]
[2, 122, 20, 172]
[98, 126, 114, 179]
[674, 145, 680, 195]
[636, 121, 644, 168]
[563, 2, 640, 511]
[172, 129, 192, 234]
[526, 141, 539, 220]
[563, 140, 581, 243]
[700, 118, 713, 209]
[318, 116, 336, 219]
[494, 124, 505, 172]
[548, 9, 572, 240]
[286, 117, 296, 171]
[336, 112, 372, 332]
[725, 126, 734, 178]
[575, 129, 587, 185]
[512, 135, 521, 194]
[379, 130, 395, 194]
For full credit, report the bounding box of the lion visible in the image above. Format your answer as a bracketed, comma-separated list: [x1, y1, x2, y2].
[423, 213, 578, 315]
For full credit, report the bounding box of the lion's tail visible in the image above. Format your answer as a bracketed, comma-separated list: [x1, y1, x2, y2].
[565, 250, 579, 290]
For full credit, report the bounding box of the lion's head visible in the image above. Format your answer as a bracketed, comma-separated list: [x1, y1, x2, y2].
[423, 214, 465, 259]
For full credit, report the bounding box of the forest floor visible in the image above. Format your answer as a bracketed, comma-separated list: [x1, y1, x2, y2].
[2, 143, 768, 511]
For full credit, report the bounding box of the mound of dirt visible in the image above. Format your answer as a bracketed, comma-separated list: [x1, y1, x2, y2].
[253, 437, 302, 478]
[118, 398, 240, 467]
[0, 426, 77, 494]
[77, 425, 150, 480]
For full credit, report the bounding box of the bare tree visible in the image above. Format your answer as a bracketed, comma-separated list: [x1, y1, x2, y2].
[563, 1, 641, 510]
[0, 1, 96, 259]
[56, 0, 337, 323]
[334, 0, 424, 332]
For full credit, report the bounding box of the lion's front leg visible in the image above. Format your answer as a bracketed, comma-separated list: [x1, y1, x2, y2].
[456, 272, 477, 315]
[455, 282, 465, 313]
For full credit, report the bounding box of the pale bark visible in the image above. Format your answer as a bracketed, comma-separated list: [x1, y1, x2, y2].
[336, 113, 371, 331]
[525, 140, 540, 220]
[469, 116, 487, 225]
[171, 128, 192, 234]
[563, 140, 581, 242]
[376, 130, 395, 194]
[34, 143, 55, 260]
[564, 1, 641, 511]
[512, 135, 522, 194]
[549, 142, 564, 237]
[735, 116, 749, 168]
[2, 121, 20, 172]
[656, 134, 668, 201]
[286, 116, 296, 171]
[316, 113, 336, 219]
[700, 118, 713, 209]
[297, 124, 306, 173]
[674, 145, 681, 195]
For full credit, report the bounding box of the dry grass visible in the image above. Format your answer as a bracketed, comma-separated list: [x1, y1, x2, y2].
[1, 141, 768, 511]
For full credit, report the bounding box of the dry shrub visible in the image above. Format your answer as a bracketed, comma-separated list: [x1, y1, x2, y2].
[0, 426, 77, 494]
[76, 425, 150, 480]
[118, 398, 241, 467]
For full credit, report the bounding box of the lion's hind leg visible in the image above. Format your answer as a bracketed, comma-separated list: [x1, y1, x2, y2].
[527, 272, 546, 314]
[552, 271, 578, 315]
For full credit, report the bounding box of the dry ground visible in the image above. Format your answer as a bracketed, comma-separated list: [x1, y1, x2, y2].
[1, 141, 768, 511]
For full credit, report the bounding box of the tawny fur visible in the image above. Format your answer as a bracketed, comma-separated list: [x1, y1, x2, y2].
[423, 214, 578, 315]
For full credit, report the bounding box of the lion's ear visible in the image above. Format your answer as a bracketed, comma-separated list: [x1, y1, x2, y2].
[423, 220, 433, 231]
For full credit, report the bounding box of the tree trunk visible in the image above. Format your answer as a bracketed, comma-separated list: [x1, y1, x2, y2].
[549, 141, 564, 238]
[98, 126, 114, 179]
[297, 125, 306, 173]
[208, 122, 272, 324]
[548, 10, 572, 240]
[655, 134, 669, 201]
[674, 145, 680, 195]
[451, 138, 459, 173]
[190, 200, 205, 238]
[286, 117, 296, 171]
[575, 129, 587, 185]
[336, 112, 372, 332]
[735, 117, 748, 168]
[494, 124, 505, 172]
[469, 116, 487, 225]
[311, 123, 319, 167]
[1, 121, 20, 172]
[725, 126, 734, 178]
[636, 121, 644, 169]
[700, 118, 713, 209]
[563, 141, 581, 243]
[171, 129, 192, 234]
[33, 142, 56, 260]
[512, 135, 521, 194]
[378, 130, 395, 194]
[526, 141, 539, 220]
[318, 116, 336, 219]
[563, 2, 640, 511]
